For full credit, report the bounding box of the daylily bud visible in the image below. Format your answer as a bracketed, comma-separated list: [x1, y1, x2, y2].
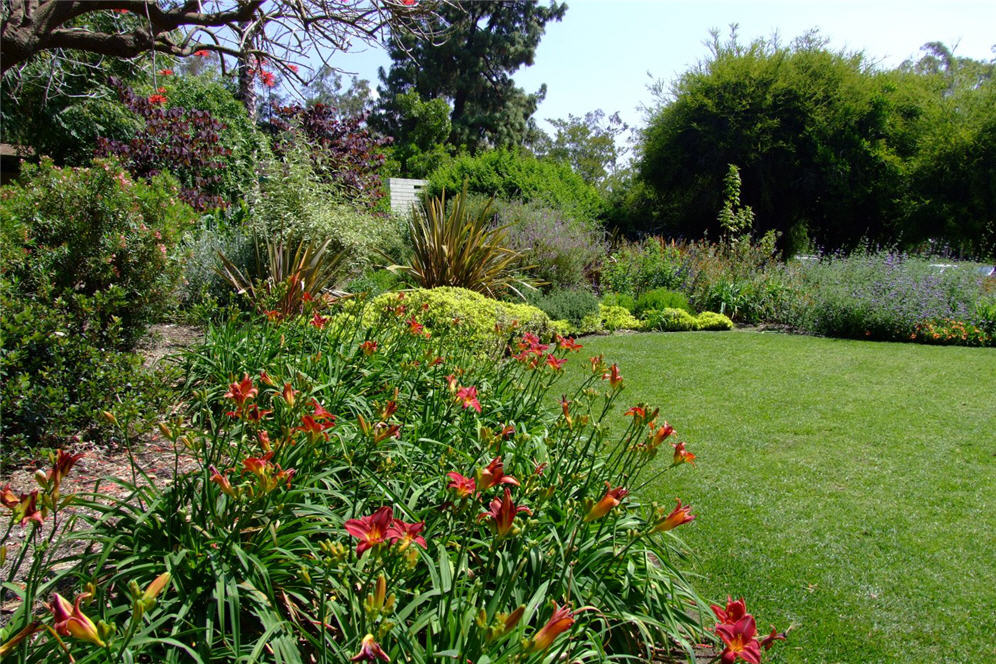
[0, 621, 42, 657]
[33, 469, 48, 488]
[142, 572, 171, 602]
[158, 422, 172, 439]
[101, 410, 118, 426]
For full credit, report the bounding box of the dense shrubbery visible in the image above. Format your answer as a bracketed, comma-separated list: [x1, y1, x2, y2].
[635, 288, 693, 317]
[427, 148, 605, 225]
[527, 288, 600, 328]
[496, 199, 606, 291]
[1, 301, 723, 663]
[251, 145, 405, 272]
[782, 251, 989, 342]
[0, 159, 194, 446]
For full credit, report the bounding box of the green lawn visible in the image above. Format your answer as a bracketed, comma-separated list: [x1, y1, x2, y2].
[558, 330, 995, 664]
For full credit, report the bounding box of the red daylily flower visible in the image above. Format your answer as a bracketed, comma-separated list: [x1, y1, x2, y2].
[445, 374, 458, 392]
[653, 498, 695, 532]
[49, 593, 106, 647]
[607, 363, 623, 389]
[545, 354, 567, 371]
[47, 449, 84, 491]
[225, 374, 258, 408]
[381, 400, 398, 419]
[672, 441, 696, 465]
[516, 332, 549, 357]
[624, 405, 645, 418]
[499, 423, 515, 438]
[407, 317, 424, 335]
[360, 340, 378, 355]
[296, 415, 334, 439]
[243, 453, 274, 476]
[264, 309, 282, 322]
[14, 491, 44, 527]
[711, 597, 748, 625]
[351, 633, 390, 662]
[257, 430, 272, 451]
[528, 602, 575, 652]
[209, 465, 237, 497]
[556, 335, 583, 351]
[401, 0, 416, 6]
[387, 519, 427, 551]
[650, 421, 675, 447]
[477, 457, 519, 490]
[456, 385, 482, 412]
[345, 506, 393, 556]
[446, 472, 476, 498]
[310, 398, 336, 422]
[479, 487, 532, 536]
[259, 370, 276, 386]
[759, 626, 786, 650]
[193, 49, 210, 57]
[584, 483, 629, 522]
[158, 68, 173, 75]
[716, 615, 761, 664]
[310, 311, 329, 329]
[243, 404, 272, 422]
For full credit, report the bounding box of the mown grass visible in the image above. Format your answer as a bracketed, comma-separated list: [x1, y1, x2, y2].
[558, 330, 995, 664]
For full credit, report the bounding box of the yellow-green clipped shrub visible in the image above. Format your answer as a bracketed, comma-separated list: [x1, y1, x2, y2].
[644, 308, 699, 331]
[696, 311, 736, 330]
[574, 304, 644, 335]
[366, 287, 554, 351]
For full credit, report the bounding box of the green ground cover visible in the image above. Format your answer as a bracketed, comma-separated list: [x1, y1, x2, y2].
[559, 331, 995, 663]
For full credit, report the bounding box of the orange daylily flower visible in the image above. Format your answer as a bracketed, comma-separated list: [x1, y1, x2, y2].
[477, 457, 519, 490]
[584, 483, 629, 522]
[528, 602, 575, 652]
[653, 498, 695, 532]
[672, 441, 696, 465]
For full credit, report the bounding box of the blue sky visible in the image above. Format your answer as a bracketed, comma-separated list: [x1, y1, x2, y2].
[331, 0, 995, 139]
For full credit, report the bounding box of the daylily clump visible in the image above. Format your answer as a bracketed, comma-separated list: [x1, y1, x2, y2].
[1, 306, 728, 663]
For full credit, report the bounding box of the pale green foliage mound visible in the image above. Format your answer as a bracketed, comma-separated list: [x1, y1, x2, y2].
[367, 287, 555, 350]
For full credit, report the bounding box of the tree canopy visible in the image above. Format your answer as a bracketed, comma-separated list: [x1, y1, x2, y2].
[635, 29, 996, 256]
[375, 0, 566, 154]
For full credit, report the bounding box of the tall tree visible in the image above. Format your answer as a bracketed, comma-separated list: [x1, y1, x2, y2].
[637, 29, 919, 252]
[536, 109, 629, 189]
[376, 0, 566, 153]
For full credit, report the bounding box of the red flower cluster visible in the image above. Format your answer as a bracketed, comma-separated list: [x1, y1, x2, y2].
[710, 597, 785, 663]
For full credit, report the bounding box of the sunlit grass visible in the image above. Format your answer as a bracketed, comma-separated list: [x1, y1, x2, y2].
[558, 330, 995, 663]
